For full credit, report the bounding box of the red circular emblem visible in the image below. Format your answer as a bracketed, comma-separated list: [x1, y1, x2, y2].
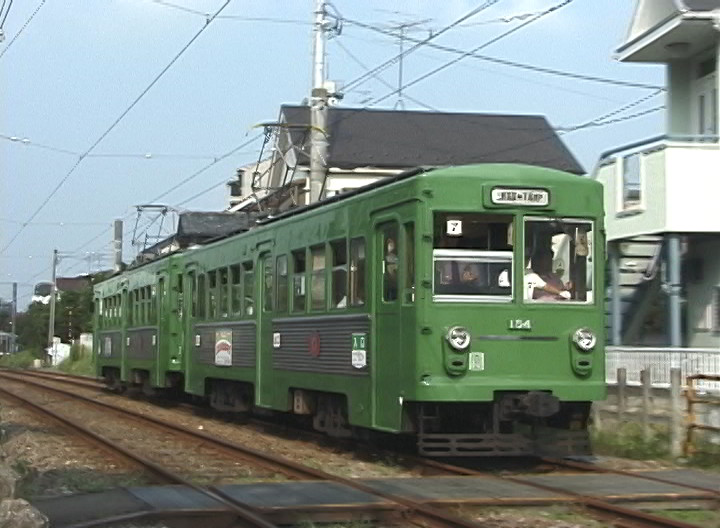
[308, 333, 321, 357]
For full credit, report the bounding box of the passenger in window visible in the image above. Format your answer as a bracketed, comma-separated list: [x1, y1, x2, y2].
[460, 263, 478, 284]
[525, 251, 571, 301]
[384, 237, 398, 300]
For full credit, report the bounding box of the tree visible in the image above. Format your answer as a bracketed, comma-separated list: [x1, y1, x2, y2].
[16, 301, 49, 354]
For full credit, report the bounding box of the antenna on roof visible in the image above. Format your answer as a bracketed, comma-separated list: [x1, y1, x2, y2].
[376, 10, 433, 110]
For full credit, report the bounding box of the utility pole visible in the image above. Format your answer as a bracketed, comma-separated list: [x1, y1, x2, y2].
[11, 282, 17, 353]
[309, 0, 330, 205]
[47, 249, 58, 353]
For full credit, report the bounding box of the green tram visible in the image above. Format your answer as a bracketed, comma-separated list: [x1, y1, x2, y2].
[94, 164, 605, 456]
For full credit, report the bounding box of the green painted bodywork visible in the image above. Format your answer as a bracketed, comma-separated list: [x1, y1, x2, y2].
[95, 164, 606, 433]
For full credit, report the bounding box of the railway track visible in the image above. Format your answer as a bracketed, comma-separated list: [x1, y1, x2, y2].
[4, 368, 717, 528]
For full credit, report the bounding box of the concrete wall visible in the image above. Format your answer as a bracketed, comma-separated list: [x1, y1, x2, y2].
[596, 148, 667, 241]
[598, 143, 720, 242]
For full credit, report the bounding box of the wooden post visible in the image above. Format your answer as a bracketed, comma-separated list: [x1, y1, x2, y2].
[641, 369, 651, 441]
[617, 368, 627, 421]
[670, 368, 683, 458]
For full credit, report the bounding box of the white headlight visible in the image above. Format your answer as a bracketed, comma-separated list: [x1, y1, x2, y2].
[447, 326, 471, 351]
[573, 328, 597, 352]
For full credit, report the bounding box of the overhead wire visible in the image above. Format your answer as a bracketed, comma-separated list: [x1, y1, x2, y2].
[0, 0, 233, 256]
[0, 0, 44, 60]
[342, 15, 663, 92]
[338, 0, 504, 93]
[368, 0, 582, 106]
[332, 39, 438, 111]
[0, 0, 13, 29]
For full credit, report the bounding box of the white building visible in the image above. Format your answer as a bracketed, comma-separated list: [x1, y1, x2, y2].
[594, 0, 720, 346]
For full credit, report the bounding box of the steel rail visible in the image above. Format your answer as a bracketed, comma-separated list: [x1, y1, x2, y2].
[413, 457, 707, 528]
[541, 457, 720, 498]
[10, 370, 710, 528]
[0, 370, 498, 528]
[0, 371, 333, 480]
[0, 382, 278, 528]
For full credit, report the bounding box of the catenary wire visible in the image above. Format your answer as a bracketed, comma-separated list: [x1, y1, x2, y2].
[0, 0, 14, 29]
[0, 0, 233, 256]
[342, 15, 664, 92]
[368, 0, 578, 106]
[0, 0, 45, 60]
[338, 0, 504, 93]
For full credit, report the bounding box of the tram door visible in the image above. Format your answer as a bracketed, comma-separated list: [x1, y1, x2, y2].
[373, 209, 415, 430]
[255, 249, 274, 408]
[154, 271, 168, 387]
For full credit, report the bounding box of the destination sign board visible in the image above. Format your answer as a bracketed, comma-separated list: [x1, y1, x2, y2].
[491, 187, 549, 207]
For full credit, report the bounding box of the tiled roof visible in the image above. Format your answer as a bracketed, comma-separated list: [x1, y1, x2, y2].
[280, 106, 584, 175]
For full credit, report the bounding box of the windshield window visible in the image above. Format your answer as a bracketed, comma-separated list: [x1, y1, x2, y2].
[524, 218, 593, 303]
[433, 213, 513, 301]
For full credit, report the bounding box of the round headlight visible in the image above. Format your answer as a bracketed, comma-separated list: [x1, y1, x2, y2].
[573, 328, 597, 352]
[446, 326, 471, 351]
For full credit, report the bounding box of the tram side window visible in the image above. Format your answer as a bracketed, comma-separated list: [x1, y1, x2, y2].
[432, 213, 513, 299]
[150, 286, 156, 324]
[383, 226, 399, 302]
[263, 258, 274, 312]
[331, 239, 348, 309]
[208, 271, 218, 319]
[349, 238, 366, 307]
[197, 274, 206, 319]
[310, 245, 326, 311]
[276, 255, 289, 313]
[218, 267, 229, 318]
[188, 271, 196, 317]
[292, 250, 306, 313]
[230, 265, 242, 315]
[524, 218, 594, 303]
[404, 223, 415, 304]
[125, 293, 131, 326]
[140, 288, 146, 324]
[243, 262, 254, 316]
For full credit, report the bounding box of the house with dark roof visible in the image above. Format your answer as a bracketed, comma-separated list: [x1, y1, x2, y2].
[594, 0, 720, 347]
[229, 105, 583, 211]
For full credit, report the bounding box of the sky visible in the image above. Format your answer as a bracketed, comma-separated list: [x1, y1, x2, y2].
[0, 0, 665, 309]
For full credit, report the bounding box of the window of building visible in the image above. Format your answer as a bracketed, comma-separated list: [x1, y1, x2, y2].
[349, 237, 365, 307]
[432, 213, 513, 301]
[276, 255, 289, 312]
[292, 249, 306, 313]
[230, 264, 242, 315]
[621, 153, 642, 211]
[243, 261, 254, 316]
[310, 245, 326, 310]
[331, 239, 348, 309]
